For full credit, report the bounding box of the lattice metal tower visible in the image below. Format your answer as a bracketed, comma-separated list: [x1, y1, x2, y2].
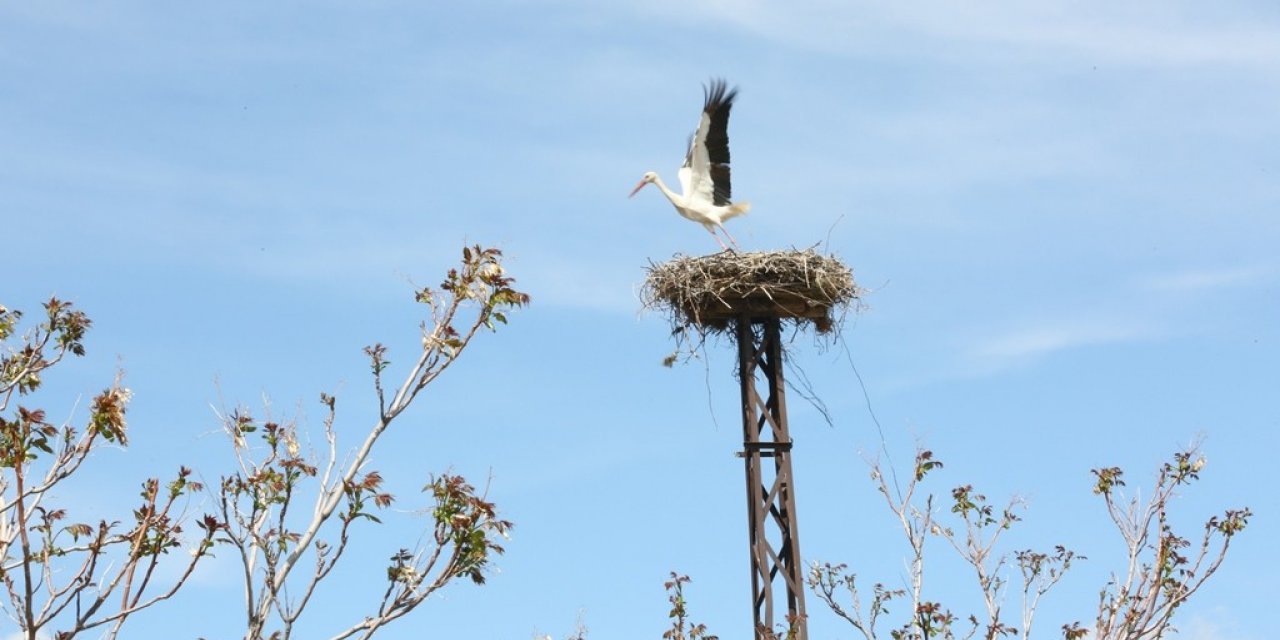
[735, 316, 807, 640]
[643, 250, 855, 640]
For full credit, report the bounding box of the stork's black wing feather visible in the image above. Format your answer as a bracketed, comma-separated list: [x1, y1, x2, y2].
[702, 78, 738, 205]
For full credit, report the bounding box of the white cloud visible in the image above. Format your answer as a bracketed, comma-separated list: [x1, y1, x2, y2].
[617, 1, 1280, 68]
[1139, 265, 1275, 292]
[881, 4, 1280, 67]
[1183, 617, 1228, 640]
[963, 318, 1160, 375]
[517, 254, 643, 315]
[940, 260, 1274, 380]
[3, 632, 52, 640]
[1180, 609, 1259, 640]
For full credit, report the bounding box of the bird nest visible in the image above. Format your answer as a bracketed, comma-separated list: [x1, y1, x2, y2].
[642, 249, 860, 334]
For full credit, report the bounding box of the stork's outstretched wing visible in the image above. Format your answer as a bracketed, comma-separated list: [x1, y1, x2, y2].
[680, 79, 738, 206]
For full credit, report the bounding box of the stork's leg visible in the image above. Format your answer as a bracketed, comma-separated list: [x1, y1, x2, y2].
[717, 223, 741, 250]
[704, 225, 730, 251]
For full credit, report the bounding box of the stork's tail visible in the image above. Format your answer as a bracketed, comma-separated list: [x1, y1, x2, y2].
[726, 201, 751, 220]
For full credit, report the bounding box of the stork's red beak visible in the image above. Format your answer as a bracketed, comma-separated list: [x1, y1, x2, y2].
[628, 180, 648, 198]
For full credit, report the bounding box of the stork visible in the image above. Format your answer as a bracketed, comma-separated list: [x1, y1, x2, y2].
[630, 78, 751, 251]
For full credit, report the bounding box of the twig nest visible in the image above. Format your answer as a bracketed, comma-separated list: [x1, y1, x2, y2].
[642, 249, 860, 333]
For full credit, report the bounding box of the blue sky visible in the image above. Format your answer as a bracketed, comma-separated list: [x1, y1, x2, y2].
[3, 2, 1278, 638]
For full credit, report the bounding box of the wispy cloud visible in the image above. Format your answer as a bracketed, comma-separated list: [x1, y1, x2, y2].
[517, 253, 644, 315]
[945, 261, 1274, 379]
[622, 1, 1280, 68]
[3, 632, 52, 640]
[882, 4, 1280, 67]
[1139, 265, 1276, 292]
[963, 318, 1161, 375]
[1181, 609, 1258, 640]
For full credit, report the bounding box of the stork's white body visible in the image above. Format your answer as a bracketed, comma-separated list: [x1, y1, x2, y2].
[642, 171, 751, 246]
[631, 79, 750, 251]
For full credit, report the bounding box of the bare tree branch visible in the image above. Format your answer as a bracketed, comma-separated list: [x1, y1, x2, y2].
[1, 299, 211, 639]
[213, 246, 527, 640]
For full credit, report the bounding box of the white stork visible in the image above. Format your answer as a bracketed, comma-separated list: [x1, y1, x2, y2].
[630, 78, 750, 251]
